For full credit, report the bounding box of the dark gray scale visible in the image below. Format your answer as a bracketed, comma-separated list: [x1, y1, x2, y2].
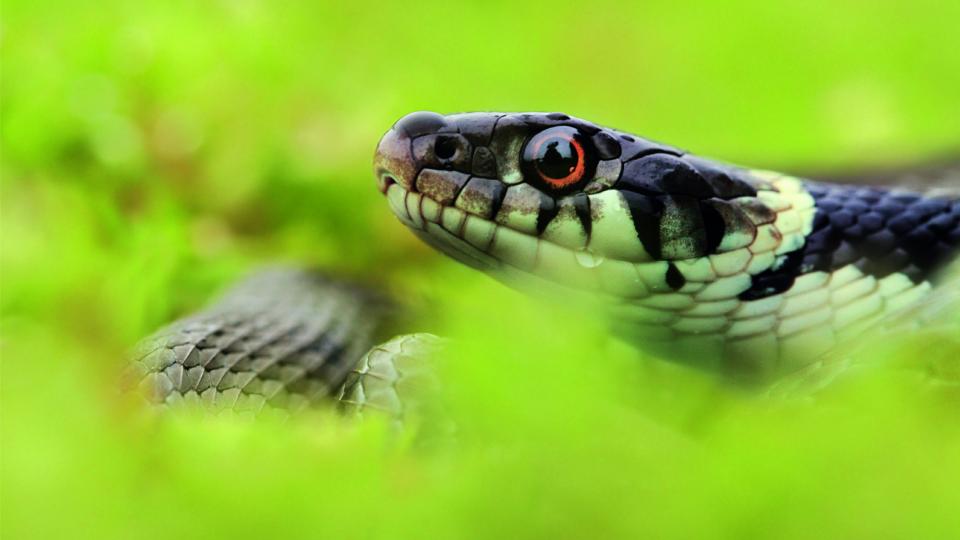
[591, 131, 622, 160]
[617, 155, 716, 198]
[806, 184, 959, 280]
[616, 154, 758, 203]
[518, 113, 602, 136]
[683, 156, 759, 199]
[394, 111, 456, 137]
[740, 183, 960, 301]
[449, 112, 502, 146]
[457, 177, 506, 219]
[617, 132, 684, 162]
[471, 147, 498, 178]
[415, 169, 470, 205]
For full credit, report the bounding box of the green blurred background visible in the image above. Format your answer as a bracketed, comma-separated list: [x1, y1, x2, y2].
[3, 1, 960, 539]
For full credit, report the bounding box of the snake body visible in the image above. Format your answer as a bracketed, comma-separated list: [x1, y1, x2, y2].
[131, 111, 960, 415]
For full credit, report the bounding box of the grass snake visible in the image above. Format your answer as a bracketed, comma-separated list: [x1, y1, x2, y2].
[130, 111, 960, 420]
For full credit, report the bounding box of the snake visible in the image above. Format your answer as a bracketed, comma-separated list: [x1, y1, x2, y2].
[130, 111, 960, 420]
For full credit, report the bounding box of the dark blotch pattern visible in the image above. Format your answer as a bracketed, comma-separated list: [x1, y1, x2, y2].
[536, 197, 560, 235]
[619, 155, 714, 198]
[415, 169, 470, 205]
[666, 263, 686, 291]
[659, 195, 708, 259]
[700, 202, 727, 254]
[617, 154, 758, 201]
[613, 154, 761, 260]
[457, 177, 506, 219]
[572, 193, 592, 236]
[621, 191, 665, 259]
[740, 184, 960, 301]
[739, 249, 806, 301]
[620, 192, 747, 261]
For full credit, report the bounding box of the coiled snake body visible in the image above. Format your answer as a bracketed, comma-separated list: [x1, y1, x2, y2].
[131, 112, 960, 419]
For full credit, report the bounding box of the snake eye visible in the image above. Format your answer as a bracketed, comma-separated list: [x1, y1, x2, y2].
[521, 126, 596, 193]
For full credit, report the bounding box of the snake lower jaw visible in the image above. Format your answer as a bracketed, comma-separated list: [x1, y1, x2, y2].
[384, 180, 501, 272]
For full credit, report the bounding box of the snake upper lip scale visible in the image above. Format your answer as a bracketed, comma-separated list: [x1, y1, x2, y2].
[375, 110, 960, 378]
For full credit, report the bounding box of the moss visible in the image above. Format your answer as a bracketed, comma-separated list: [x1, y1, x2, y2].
[3, 1, 959, 538]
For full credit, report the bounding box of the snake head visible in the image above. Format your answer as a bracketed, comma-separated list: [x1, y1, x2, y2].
[374, 111, 766, 288]
[375, 111, 960, 378]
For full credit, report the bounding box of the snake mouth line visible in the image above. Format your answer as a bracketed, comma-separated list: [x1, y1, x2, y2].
[376, 170, 399, 194]
[383, 180, 675, 302]
[385, 181, 501, 271]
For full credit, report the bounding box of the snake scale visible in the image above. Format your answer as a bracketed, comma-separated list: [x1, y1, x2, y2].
[131, 111, 960, 419]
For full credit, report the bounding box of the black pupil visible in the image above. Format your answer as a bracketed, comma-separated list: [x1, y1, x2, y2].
[536, 138, 577, 179]
[435, 136, 458, 159]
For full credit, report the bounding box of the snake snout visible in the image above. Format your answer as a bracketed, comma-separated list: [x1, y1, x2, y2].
[374, 127, 415, 193]
[374, 111, 454, 193]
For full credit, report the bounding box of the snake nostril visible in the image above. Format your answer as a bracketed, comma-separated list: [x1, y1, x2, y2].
[435, 135, 458, 160]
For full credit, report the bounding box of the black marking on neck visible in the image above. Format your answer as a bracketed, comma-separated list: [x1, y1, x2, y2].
[739, 249, 805, 301]
[700, 201, 727, 254]
[621, 191, 664, 259]
[666, 263, 686, 291]
[536, 197, 560, 236]
[572, 193, 592, 237]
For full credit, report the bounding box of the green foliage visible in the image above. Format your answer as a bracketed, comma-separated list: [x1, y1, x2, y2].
[2, 1, 959, 538]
